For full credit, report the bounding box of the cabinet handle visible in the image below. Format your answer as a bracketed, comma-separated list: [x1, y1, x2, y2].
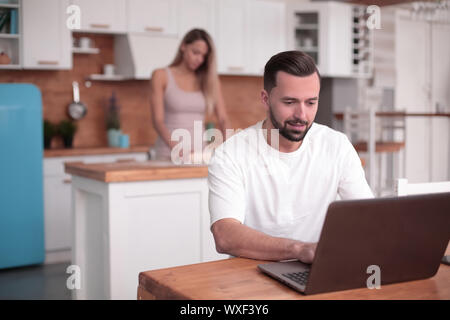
[145, 26, 164, 32]
[63, 179, 72, 184]
[90, 23, 110, 29]
[38, 60, 59, 65]
[227, 66, 244, 71]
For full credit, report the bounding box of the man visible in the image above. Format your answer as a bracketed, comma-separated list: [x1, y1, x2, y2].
[208, 51, 373, 264]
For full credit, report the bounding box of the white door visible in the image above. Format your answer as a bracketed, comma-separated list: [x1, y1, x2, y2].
[396, 15, 432, 183]
[431, 23, 450, 181]
[216, 0, 248, 74]
[178, 0, 215, 39]
[246, 0, 286, 75]
[22, 0, 72, 69]
[127, 0, 178, 36]
[44, 175, 72, 252]
[71, 0, 127, 33]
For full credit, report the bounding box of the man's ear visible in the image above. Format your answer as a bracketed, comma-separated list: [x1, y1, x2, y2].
[261, 89, 270, 111]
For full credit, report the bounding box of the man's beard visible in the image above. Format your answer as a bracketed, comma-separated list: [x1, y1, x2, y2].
[269, 106, 312, 142]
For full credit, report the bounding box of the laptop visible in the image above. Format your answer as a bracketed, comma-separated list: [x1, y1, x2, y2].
[258, 192, 450, 295]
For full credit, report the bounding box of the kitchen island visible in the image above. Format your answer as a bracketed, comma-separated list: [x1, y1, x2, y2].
[65, 160, 227, 300]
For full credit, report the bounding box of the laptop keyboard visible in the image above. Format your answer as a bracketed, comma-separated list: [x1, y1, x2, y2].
[282, 270, 310, 286]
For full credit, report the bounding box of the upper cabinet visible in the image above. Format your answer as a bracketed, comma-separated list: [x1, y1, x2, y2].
[215, 0, 248, 75]
[287, 1, 373, 78]
[22, 0, 72, 69]
[178, 0, 215, 39]
[70, 0, 127, 34]
[127, 0, 177, 36]
[247, 0, 286, 75]
[216, 0, 286, 76]
[17, 0, 290, 76]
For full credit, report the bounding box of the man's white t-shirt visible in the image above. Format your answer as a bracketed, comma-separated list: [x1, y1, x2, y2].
[208, 120, 374, 243]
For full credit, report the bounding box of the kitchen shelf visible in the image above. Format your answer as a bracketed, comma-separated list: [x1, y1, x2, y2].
[72, 47, 100, 54]
[0, 33, 19, 38]
[295, 24, 318, 30]
[298, 46, 318, 52]
[0, 4, 20, 9]
[0, 63, 21, 69]
[87, 74, 132, 81]
[0, 0, 21, 67]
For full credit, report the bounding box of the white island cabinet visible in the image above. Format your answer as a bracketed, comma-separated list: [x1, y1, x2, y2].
[65, 161, 227, 300]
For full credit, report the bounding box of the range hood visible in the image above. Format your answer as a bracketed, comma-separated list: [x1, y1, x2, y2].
[114, 34, 179, 80]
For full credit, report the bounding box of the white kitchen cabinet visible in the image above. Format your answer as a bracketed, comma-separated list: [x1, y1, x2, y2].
[22, 0, 72, 69]
[178, 0, 215, 39]
[70, 0, 127, 34]
[70, 173, 226, 299]
[246, 0, 286, 75]
[215, 0, 248, 75]
[287, 1, 373, 78]
[43, 152, 147, 263]
[216, 0, 286, 76]
[127, 0, 178, 36]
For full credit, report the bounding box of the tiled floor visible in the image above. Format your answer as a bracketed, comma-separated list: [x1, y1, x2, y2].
[0, 262, 72, 300]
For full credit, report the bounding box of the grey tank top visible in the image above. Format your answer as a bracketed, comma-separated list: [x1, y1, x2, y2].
[154, 67, 206, 160]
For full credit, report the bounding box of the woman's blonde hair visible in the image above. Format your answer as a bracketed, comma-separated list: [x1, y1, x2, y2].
[170, 29, 218, 116]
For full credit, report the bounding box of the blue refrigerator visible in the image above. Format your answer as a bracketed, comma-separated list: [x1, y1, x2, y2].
[0, 84, 45, 269]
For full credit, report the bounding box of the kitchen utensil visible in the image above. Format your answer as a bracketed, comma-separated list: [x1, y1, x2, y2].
[67, 81, 87, 120]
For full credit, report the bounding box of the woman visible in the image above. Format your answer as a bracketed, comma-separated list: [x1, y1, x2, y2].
[150, 29, 229, 161]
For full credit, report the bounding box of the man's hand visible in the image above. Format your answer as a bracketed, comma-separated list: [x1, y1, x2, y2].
[296, 242, 317, 264]
[211, 218, 319, 263]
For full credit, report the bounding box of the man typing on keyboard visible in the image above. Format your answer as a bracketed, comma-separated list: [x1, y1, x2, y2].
[208, 51, 374, 264]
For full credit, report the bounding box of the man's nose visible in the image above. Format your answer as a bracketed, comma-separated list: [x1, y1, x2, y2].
[293, 103, 307, 120]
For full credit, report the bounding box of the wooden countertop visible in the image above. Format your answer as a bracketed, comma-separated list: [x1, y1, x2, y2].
[334, 112, 450, 120]
[138, 243, 450, 300]
[44, 145, 150, 158]
[65, 160, 208, 182]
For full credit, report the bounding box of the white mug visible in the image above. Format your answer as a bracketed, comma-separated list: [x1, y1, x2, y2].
[103, 64, 115, 76]
[79, 37, 91, 49]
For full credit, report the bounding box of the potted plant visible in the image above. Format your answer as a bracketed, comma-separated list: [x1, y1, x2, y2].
[106, 91, 121, 147]
[43, 119, 56, 149]
[58, 119, 77, 148]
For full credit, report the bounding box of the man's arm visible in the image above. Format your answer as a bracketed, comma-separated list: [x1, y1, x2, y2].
[211, 218, 317, 263]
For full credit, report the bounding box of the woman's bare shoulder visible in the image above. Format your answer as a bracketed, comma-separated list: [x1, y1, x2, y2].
[151, 68, 168, 86]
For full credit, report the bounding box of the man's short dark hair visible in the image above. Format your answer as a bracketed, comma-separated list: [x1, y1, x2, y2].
[263, 51, 321, 93]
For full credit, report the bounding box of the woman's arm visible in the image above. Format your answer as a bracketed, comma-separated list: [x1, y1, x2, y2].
[150, 69, 176, 150]
[213, 78, 231, 139]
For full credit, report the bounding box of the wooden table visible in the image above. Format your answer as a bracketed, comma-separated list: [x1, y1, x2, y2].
[138, 244, 450, 300]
